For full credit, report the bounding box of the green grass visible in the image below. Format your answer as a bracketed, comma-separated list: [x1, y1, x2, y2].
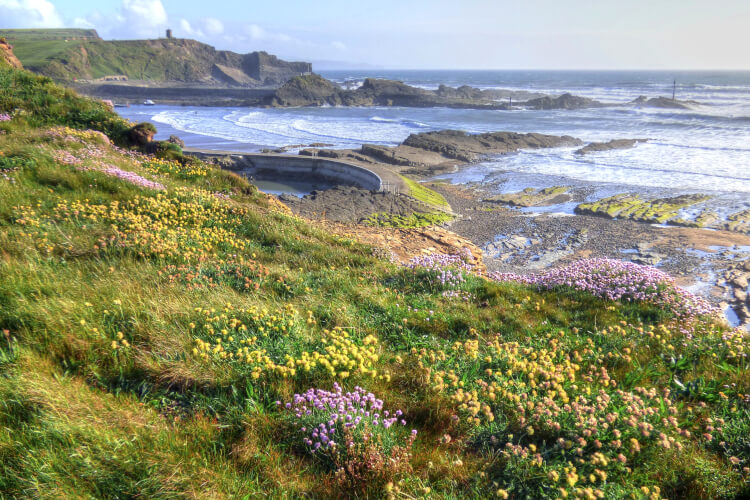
[400, 175, 449, 208]
[0, 60, 747, 499]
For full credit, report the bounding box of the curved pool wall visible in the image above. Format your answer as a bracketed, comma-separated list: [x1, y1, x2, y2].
[186, 151, 383, 192]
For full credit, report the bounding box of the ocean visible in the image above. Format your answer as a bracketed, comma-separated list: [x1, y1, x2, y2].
[116, 70, 750, 202]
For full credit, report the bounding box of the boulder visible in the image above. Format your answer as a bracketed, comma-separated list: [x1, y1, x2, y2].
[167, 135, 185, 148]
[128, 122, 157, 146]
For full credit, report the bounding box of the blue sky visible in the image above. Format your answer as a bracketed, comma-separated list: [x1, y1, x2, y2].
[1, 0, 749, 69]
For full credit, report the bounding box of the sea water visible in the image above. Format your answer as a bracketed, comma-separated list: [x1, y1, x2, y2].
[116, 70, 750, 197]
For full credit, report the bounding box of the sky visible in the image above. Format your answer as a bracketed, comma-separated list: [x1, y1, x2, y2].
[1, 0, 749, 69]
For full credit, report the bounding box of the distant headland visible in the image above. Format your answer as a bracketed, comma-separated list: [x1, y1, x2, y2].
[0, 28, 311, 87]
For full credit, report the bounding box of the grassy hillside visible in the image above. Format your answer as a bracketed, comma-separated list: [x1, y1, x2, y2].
[2, 37, 219, 81]
[1, 59, 749, 498]
[1, 29, 311, 84]
[0, 29, 100, 39]
[0, 30, 99, 71]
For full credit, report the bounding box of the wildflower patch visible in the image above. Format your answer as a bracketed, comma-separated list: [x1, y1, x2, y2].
[279, 384, 415, 493]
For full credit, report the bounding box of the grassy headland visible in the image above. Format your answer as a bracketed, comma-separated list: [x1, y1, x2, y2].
[0, 55, 749, 499]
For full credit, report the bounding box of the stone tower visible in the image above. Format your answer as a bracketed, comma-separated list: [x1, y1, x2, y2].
[166, 29, 173, 39]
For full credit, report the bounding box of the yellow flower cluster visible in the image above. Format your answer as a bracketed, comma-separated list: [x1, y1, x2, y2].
[111, 330, 131, 351]
[193, 303, 297, 339]
[417, 337, 579, 426]
[190, 304, 384, 381]
[397, 326, 697, 497]
[296, 329, 381, 380]
[47, 126, 110, 145]
[143, 158, 207, 179]
[14, 188, 247, 260]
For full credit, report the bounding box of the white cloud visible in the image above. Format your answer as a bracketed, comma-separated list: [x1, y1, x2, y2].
[0, 0, 63, 28]
[204, 18, 224, 36]
[331, 40, 347, 51]
[244, 23, 292, 43]
[179, 17, 224, 38]
[72, 16, 96, 29]
[121, 0, 167, 27]
[179, 18, 199, 36]
[77, 0, 169, 38]
[245, 24, 266, 40]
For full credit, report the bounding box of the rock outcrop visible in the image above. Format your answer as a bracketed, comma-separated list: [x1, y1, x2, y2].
[401, 130, 583, 162]
[128, 123, 157, 146]
[575, 193, 711, 224]
[279, 186, 430, 223]
[264, 76, 520, 109]
[524, 93, 605, 110]
[0, 38, 23, 69]
[484, 187, 572, 207]
[303, 130, 584, 172]
[264, 74, 344, 106]
[628, 96, 699, 110]
[575, 138, 648, 155]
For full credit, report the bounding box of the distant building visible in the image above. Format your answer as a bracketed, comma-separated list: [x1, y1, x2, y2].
[166, 29, 173, 39]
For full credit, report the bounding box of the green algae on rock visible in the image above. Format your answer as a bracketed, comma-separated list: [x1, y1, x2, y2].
[484, 186, 571, 207]
[726, 209, 750, 234]
[575, 193, 711, 224]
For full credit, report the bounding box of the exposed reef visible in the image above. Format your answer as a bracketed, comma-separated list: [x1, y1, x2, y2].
[574, 193, 711, 224]
[628, 95, 700, 110]
[483, 187, 572, 207]
[263, 75, 516, 109]
[524, 93, 605, 110]
[575, 138, 649, 155]
[300, 130, 583, 173]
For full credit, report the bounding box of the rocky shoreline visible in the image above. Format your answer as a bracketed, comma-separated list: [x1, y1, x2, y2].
[261, 74, 702, 110]
[78, 70, 703, 110]
[275, 128, 749, 329]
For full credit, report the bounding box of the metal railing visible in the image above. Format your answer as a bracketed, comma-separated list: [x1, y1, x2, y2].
[380, 181, 400, 195]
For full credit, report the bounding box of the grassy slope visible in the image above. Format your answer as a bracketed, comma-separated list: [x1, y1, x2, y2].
[4, 39, 86, 70]
[0, 30, 98, 73]
[3, 35, 218, 81]
[400, 175, 449, 208]
[0, 29, 99, 39]
[1, 61, 749, 499]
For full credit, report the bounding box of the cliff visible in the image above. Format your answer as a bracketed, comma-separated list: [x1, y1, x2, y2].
[0, 38, 23, 69]
[0, 29, 311, 86]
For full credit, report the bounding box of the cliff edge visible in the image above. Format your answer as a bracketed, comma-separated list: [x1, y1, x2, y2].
[0, 38, 23, 69]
